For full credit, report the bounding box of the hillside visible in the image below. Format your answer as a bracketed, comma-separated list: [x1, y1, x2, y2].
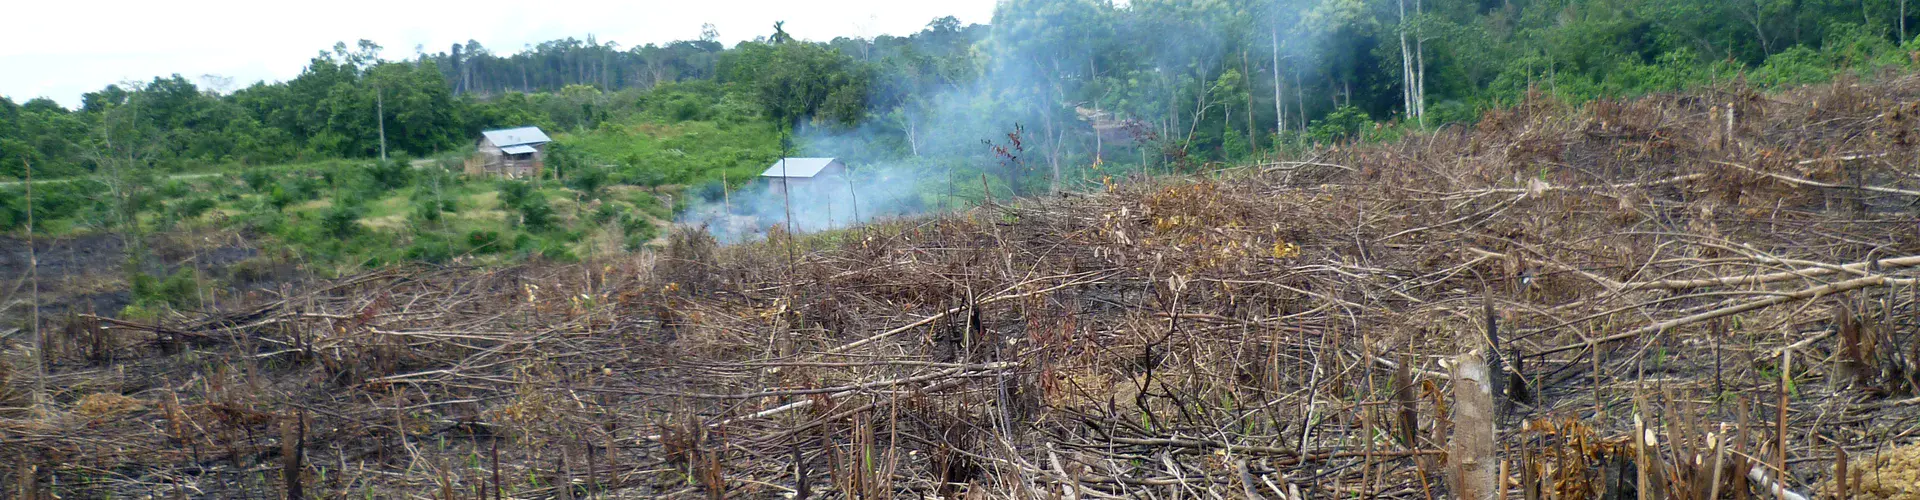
[11, 76, 1920, 498]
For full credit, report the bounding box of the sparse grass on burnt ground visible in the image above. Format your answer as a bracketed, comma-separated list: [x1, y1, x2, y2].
[15, 76, 1920, 499]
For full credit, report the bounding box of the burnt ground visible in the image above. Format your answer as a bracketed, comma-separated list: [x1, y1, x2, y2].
[18, 79, 1920, 499]
[0, 229, 294, 325]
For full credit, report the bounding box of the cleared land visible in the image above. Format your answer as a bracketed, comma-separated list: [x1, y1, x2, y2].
[13, 77, 1920, 499]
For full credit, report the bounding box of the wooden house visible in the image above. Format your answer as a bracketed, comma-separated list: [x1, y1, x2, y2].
[467, 126, 552, 178]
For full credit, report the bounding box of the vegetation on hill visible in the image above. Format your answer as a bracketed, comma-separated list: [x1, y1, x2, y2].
[8, 0, 1920, 315]
[14, 0, 1920, 192]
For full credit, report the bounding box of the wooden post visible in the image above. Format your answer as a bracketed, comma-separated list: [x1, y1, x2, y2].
[1835, 444, 1849, 500]
[282, 410, 305, 500]
[1484, 297, 1507, 414]
[1449, 346, 1498, 500]
[15, 452, 35, 500]
[491, 436, 502, 500]
[1776, 351, 1791, 481]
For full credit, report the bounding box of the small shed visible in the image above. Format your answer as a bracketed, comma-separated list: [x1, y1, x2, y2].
[468, 126, 552, 178]
[760, 157, 846, 192]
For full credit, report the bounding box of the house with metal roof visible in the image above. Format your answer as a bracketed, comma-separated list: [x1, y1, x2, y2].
[467, 126, 553, 178]
[760, 158, 846, 192]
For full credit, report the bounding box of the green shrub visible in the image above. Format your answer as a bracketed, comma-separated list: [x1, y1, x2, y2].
[567, 164, 610, 199]
[592, 203, 619, 225]
[172, 197, 218, 220]
[364, 158, 414, 191]
[236, 208, 285, 233]
[497, 180, 535, 208]
[1754, 45, 1832, 87]
[466, 230, 505, 255]
[131, 269, 202, 310]
[118, 303, 160, 322]
[320, 205, 363, 239]
[156, 180, 192, 199]
[537, 237, 576, 261]
[266, 185, 296, 210]
[619, 213, 656, 240]
[404, 234, 455, 263]
[242, 169, 275, 191]
[158, 270, 202, 309]
[514, 195, 555, 232]
[1308, 105, 1370, 144]
[411, 199, 443, 224]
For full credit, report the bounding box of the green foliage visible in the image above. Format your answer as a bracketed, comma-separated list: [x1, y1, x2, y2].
[243, 169, 276, 191]
[536, 237, 577, 261]
[721, 42, 872, 126]
[592, 202, 620, 226]
[493, 179, 557, 232]
[171, 197, 218, 220]
[513, 195, 555, 232]
[320, 204, 363, 239]
[131, 268, 202, 310]
[497, 180, 535, 208]
[403, 233, 455, 263]
[466, 230, 506, 255]
[566, 163, 610, 199]
[1308, 106, 1370, 144]
[561, 118, 778, 191]
[16, 1, 1920, 278]
[364, 159, 414, 191]
[619, 213, 657, 240]
[411, 197, 445, 225]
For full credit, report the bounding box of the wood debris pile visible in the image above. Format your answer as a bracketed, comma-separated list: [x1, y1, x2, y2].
[12, 77, 1920, 498]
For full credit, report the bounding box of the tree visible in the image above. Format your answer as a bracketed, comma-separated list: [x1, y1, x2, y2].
[771, 21, 796, 45]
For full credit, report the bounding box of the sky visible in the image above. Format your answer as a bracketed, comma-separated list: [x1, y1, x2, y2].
[0, 0, 998, 109]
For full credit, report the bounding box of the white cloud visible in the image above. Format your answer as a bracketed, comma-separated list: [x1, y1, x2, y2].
[0, 0, 997, 108]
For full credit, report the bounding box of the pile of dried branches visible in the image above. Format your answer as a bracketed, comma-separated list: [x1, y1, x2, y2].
[12, 76, 1920, 498]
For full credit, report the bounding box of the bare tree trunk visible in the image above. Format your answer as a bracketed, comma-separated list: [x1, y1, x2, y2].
[376, 86, 387, 161]
[1415, 0, 1427, 122]
[1091, 52, 1104, 164]
[1743, 0, 1774, 53]
[1048, 58, 1065, 193]
[1295, 67, 1307, 134]
[25, 157, 42, 412]
[1272, 23, 1286, 142]
[1904, 0, 1910, 41]
[1399, 0, 1413, 118]
[1045, 115, 1063, 193]
[906, 117, 921, 157]
[1244, 50, 1258, 155]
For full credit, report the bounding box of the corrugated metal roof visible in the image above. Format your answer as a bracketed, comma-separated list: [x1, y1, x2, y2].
[760, 158, 841, 178]
[500, 144, 539, 155]
[482, 126, 551, 147]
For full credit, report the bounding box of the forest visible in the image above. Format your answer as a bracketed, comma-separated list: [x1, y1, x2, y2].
[8, 0, 1920, 234]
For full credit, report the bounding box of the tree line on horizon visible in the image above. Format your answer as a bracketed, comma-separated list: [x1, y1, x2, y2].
[5, 0, 1920, 188]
